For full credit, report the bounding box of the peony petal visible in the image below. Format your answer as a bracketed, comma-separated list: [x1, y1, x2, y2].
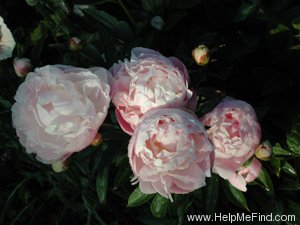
[245, 157, 261, 183]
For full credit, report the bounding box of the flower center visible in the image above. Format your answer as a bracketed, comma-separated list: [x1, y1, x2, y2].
[42, 102, 54, 113]
[224, 113, 241, 138]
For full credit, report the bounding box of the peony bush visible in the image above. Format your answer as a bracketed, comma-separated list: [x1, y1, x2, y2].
[1, 1, 300, 225]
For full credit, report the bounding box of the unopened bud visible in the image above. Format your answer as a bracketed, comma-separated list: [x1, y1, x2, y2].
[91, 133, 102, 147]
[255, 140, 272, 161]
[69, 37, 82, 51]
[51, 160, 69, 173]
[192, 45, 210, 66]
[13, 58, 32, 78]
[151, 16, 165, 31]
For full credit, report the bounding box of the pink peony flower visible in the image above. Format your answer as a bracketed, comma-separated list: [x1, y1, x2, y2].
[12, 65, 111, 164]
[129, 108, 213, 201]
[110, 47, 195, 135]
[0, 16, 16, 60]
[200, 99, 261, 191]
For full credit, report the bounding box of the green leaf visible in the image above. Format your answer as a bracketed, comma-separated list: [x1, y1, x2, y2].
[292, 17, 300, 32]
[222, 180, 249, 211]
[269, 23, 290, 35]
[272, 143, 294, 156]
[30, 22, 48, 45]
[83, 8, 133, 41]
[96, 167, 109, 205]
[175, 195, 192, 225]
[284, 199, 300, 224]
[127, 187, 154, 207]
[270, 157, 281, 177]
[205, 174, 219, 214]
[278, 179, 300, 191]
[141, 0, 164, 14]
[0, 97, 11, 109]
[171, 0, 202, 9]
[282, 161, 297, 177]
[256, 167, 275, 196]
[137, 215, 171, 225]
[25, 0, 40, 6]
[150, 194, 169, 218]
[97, 140, 126, 170]
[287, 118, 300, 155]
[264, 200, 284, 225]
[116, 21, 134, 41]
[267, 22, 292, 55]
[234, 0, 259, 22]
[113, 157, 131, 189]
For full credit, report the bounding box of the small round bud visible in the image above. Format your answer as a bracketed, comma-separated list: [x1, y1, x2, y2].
[69, 37, 83, 51]
[255, 140, 272, 161]
[51, 160, 69, 173]
[192, 45, 210, 66]
[151, 16, 165, 31]
[13, 57, 32, 78]
[90, 132, 102, 147]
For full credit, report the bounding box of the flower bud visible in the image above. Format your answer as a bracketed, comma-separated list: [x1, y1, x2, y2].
[255, 140, 272, 161]
[51, 160, 69, 173]
[13, 58, 32, 78]
[192, 45, 210, 66]
[90, 132, 102, 147]
[69, 37, 82, 51]
[151, 16, 165, 31]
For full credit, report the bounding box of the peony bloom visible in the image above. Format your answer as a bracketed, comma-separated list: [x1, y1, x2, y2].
[13, 57, 32, 78]
[129, 108, 213, 201]
[12, 65, 111, 164]
[110, 47, 194, 135]
[0, 16, 16, 60]
[200, 99, 261, 191]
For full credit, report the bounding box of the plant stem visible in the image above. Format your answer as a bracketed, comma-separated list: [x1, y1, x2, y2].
[118, 0, 137, 26]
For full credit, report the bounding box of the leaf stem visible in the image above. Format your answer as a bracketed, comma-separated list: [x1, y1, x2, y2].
[118, 0, 137, 26]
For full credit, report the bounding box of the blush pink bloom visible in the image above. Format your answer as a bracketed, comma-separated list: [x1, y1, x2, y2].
[12, 65, 111, 164]
[0, 16, 15, 60]
[200, 99, 261, 191]
[129, 108, 213, 201]
[110, 47, 195, 135]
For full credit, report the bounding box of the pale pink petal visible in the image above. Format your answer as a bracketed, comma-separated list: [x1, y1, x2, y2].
[115, 109, 134, 135]
[128, 108, 213, 200]
[228, 174, 247, 192]
[12, 65, 111, 164]
[110, 47, 194, 135]
[245, 157, 261, 182]
[201, 98, 261, 191]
